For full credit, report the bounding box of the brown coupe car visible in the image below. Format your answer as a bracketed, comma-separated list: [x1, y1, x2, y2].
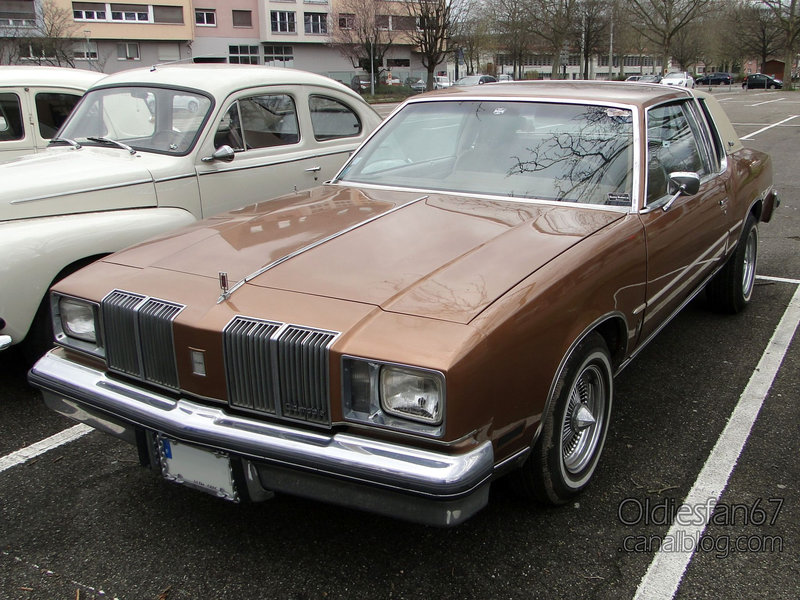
[30, 82, 777, 526]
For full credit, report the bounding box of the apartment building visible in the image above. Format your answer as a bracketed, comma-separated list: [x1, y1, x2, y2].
[0, 0, 434, 79]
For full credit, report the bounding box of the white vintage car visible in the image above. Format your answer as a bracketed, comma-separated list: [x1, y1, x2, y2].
[0, 64, 381, 359]
[0, 66, 104, 162]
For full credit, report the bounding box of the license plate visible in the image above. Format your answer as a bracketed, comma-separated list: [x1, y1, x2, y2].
[158, 435, 237, 501]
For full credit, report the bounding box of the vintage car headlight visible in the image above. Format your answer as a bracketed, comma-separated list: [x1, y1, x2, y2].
[52, 294, 103, 356]
[380, 366, 443, 424]
[343, 358, 445, 436]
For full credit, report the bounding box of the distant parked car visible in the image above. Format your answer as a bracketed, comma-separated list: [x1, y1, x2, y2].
[0, 64, 381, 359]
[497, 73, 514, 82]
[743, 73, 782, 89]
[662, 71, 695, 88]
[454, 74, 497, 86]
[434, 75, 452, 89]
[638, 74, 662, 83]
[0, 66, 104, 163]
[696, 72, 733, 86]
[408, 78, 427, 92]
[625, 75, 642, 81]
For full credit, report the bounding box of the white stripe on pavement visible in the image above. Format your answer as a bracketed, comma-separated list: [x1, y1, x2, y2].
[633, 282, 800, 600]
[0, 424, 93, 473]
[740, 115, 798, 140]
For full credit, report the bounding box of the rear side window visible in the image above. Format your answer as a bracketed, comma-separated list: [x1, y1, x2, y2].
[35, 92, 83, 138]
[239, 94, 299, 149]
[0, 93, 24, 141]
[309, 95, 362, 141]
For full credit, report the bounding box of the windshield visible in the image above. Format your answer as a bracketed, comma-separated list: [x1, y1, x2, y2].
[337, 100, 634, 207]
[56, 86, 212, 155]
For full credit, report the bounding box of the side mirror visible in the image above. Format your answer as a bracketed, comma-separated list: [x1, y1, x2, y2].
[202, 145, 235, 163]
[662, 172, 700, 211]
[0, 115, 7, 132]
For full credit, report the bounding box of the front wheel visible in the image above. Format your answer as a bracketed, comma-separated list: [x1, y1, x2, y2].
[706, 214, 758, 313]
[513, 332, 613, 504]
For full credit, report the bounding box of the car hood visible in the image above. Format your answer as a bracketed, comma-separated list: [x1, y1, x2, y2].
[103, 185, 624, 324]
[0, 148, 157, 221]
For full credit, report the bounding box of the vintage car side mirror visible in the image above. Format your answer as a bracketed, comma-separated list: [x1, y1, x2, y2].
[662, 172, 700, 212]
[202, 145, 235, 163]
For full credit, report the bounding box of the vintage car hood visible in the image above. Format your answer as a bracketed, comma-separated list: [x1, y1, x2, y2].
[103, 185, 624, 324]
[0, 148, 158, 221]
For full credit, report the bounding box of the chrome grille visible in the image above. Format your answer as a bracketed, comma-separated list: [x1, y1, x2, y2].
[101, 290, 184, 389]
[224, 317, 338, 425]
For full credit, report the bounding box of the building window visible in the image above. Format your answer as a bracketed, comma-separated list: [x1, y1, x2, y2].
[386, 58, 410, 68]
[157, 42, 179, 61]
[271, 11, 296, 33]
[232, 9, 252, 27]
[110, 4, 149, 22]
[229, 45, 259, 65]
[195, 9, 215, 26]
[153, 5, 183, 24]
[73, 3, 107, 21]
[338, 13, 353, 29]
[117, 42, 140, 60]
[73, 40, 98, 59]
[304, 12, 327, 35]
[264, 45, 293, 68]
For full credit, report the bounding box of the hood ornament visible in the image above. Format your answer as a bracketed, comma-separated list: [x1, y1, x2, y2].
[218, 272, 230, 303]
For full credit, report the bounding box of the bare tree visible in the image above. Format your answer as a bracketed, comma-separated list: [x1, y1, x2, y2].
[488, 0, 535, 79]
[405, 0, 452, 90]
[724, 1, 782, 74]
[530, 0, 578, 79]
[574, 0, 611, 79]
[670, 20, 706, 70]
[627, 0, 715, 74]
[762, 0, 800, 88]
[450, 0, 493, 76]
[3, 0, 81, 66]
[330, 0, 399, 90]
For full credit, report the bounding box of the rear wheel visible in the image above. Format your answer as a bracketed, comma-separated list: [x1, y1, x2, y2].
[513, 332, 613, 504]
[707, 214, 758, 313]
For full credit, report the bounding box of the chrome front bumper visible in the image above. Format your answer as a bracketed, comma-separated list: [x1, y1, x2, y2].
[29, 349, 494, 526]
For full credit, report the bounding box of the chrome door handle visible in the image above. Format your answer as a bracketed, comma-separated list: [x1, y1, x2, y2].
[305, 166, 322, 173]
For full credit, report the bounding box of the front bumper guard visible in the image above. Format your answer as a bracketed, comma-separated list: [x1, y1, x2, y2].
[29, 349, 494, 526]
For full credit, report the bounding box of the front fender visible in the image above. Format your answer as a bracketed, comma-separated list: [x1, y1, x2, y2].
[0, 207, 196, 346]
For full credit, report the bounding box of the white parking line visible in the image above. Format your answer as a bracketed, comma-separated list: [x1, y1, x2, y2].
[0, 423, 92, 473]
[740, 115, 798, 140]
[633, 280, 800, 600]
[749, 98, 785, 107]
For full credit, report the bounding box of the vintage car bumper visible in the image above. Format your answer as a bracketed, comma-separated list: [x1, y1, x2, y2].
[29, 349, 494, 526]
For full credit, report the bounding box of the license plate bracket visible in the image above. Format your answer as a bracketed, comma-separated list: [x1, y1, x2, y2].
[157, 435, 238, 502]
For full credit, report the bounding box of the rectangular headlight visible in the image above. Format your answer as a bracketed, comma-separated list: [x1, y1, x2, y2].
[52, 293, 103, 357]
[59, 297, 97, 342]
[342, 357, 445, 437]
[381, 366, 443, 425]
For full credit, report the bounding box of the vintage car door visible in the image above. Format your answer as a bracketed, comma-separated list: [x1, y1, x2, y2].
[195, 88, 365, 217]
[637, 99, 729, 342]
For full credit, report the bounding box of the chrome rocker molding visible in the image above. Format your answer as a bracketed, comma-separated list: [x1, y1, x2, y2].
[29, 349, 494, 526]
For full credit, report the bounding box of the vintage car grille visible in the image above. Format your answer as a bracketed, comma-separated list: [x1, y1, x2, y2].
[223, 316, 338, 426]
[102, 290, 184, 389]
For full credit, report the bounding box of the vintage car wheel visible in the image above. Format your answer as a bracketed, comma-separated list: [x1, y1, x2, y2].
[514, 332, 613, 504]
[707, 214, 758, 314]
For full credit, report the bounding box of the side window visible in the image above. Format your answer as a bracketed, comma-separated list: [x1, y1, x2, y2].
[35, 92, 82, 138]
[696, 98, 725, 169]
[238, 94, 299, 149]
[214, 103, 244, 151]
[0, 93, 24, 141]
[309, 95, 362, 141]
[646, 102, 708, 204]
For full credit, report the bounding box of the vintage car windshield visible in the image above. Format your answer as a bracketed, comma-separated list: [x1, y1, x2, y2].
[337, 100, 634, 207]
[56, 86, 212, 155]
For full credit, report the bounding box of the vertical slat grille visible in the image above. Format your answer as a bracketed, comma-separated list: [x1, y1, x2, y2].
[139, 299, 182, 388]
[102, 291, 144, 376]
[101, 291, 183, 389]
[224, 318, 337, 426]
[223, 317, 281, 413]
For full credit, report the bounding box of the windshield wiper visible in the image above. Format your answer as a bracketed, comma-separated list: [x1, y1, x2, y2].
[86, 136, 136, 155]
[49, 137, 81, 149]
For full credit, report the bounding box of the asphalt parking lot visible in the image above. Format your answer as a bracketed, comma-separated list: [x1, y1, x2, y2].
[1, 86, 798, 600]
